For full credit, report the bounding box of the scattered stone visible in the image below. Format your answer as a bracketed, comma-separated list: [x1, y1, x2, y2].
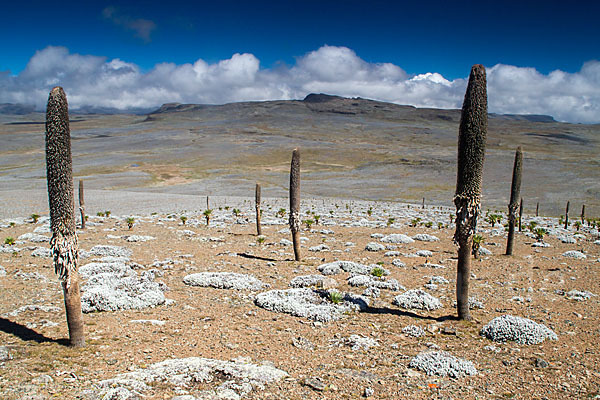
[364, 387, 375, 397]
[384, 251, 401, 257]
[415, 250, 433, 257]
[531, 242, 551, 248]
[478, 247, 493, 256]
[534, 357, 549, 368]
[412, 234, 439, 242]
[429, 276, 449, 284]
[481, 315, 558, 345]
[183, 272, 266, 291]
[391, 259, 406, 268]
[562, 250, 586, 259]
[292, 336, 315, 351]
[254, 288, 368, 322]
[0, 346, 11, 361]
[380, 234, 414, 244]
[409, 351, 477, 378]
[303, 377, 326, 391]
[393, 289, 442, 311]
[280, 238, 293, 246]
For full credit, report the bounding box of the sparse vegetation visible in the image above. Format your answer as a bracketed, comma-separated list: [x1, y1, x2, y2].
[371, 266, 385, 278]
[472, 234, 484, 259]
[534, 227, 547, 242]
[126, 217, 135, 230]
[30, 213, 40, 223]
[203, 209, 212, 226]
[4, 237, 15, 245]
[387, 217, 395, 227]
[180, 215, 188, 225]
[328, 290, 343, 304]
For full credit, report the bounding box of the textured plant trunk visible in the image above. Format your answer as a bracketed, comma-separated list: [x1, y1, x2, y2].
[78, 179, 85, 229]
[45, 87, 84, 347]
[565, 201, 570, 229]
[255, 183, 262, 236]
[536, 202, 539, 217]
[453, 65, 487, 321]
[422, 197, 425, 209]
[206, 196, 209, 210]
[518, 198, 523, 232]
[289, 149, 301, 261]
[506, 147, 522, 255]
[581, 204, 585, 224]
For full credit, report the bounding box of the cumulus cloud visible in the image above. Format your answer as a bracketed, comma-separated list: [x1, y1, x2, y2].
[0, 45, 598, 123]
[102, 6, 156, 42]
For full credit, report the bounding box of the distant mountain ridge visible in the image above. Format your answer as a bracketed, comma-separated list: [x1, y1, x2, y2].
[0, 94, 556, 123]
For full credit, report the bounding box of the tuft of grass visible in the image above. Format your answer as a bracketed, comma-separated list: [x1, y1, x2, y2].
[371, 266, 385, 278]
[4, 237, 15, 245]
[126, 217, 135, 230]
[30, 213, 40, 223]
[329, 290, 344, 304]
[180, 215, 188, 225]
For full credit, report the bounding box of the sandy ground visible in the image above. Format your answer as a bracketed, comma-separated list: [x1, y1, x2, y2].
[0, 196, 599, 399]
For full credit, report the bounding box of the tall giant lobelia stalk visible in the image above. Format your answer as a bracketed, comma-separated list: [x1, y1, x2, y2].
[505, 147, 522, 255]
[289, 149, 301, 261]
[45, 87, 85, 347]
[255, 183, 262, 236]
[454, 65, 487, 321]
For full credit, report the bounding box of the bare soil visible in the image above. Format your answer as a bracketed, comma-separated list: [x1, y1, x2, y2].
[0, 200, 598, 399]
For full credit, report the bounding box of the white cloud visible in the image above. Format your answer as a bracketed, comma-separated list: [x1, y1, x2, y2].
[0, 45, 598, 123]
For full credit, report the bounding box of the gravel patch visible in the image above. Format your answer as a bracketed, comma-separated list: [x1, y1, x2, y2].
[481, 315, 558, 345]
[393, 289, 442, 311]
[183, 272, 266, 291]
[402, 325, 426, 338]
[409, 351, 477, 378]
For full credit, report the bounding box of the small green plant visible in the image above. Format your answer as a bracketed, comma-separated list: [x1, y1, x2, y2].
[303, 219, 314, 229]
[409, 217, 422, 227]
[527, 221, 538, 232]
[257, 235, 266, 245]
[233, 208, 241, 217]
[314, 215, 321, 225]
[573, 221, 581, 231]
[329, 210, 334, 216]
[328, 290, 343, 304]
[424, 221, 433, 228]
[9, 222, 16, 227]
[558, 215, 564, 226]
[367, 207, 373, 216]
[97, 212, 105, 217]
[371, 266, 385, 277]
[30, 214, 40, 223]
[180, 215, 188, 225]
[4, 237, 15, 245]
[224, 206, 230, 211]
[276, 208, 286, 218]
[472, 234, 484, 259]
[126, 217, 135, 230]
[485, 213, 502, 227]
[203, 209, 213, 226]
[534, 227, 547, 242]
[387, 217, 395, 227]
[105, 210, 111, 217]
[438, 222, 444, 230]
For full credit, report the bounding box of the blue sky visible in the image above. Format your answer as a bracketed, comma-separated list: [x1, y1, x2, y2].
[1, 0, 599, 122]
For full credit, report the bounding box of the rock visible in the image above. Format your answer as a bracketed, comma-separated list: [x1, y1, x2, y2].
[534, 357, 549, 368]
[304, 377, 326, 391]
[562, 250, 586, 259]
[380, 234, 414, 244]
[364, 387, 375, 397]
[292, 336, 315, 351]
[0, 346, 11, 361]
[289, 274, 335, 289]
[416, 250, 433, 257]
[402, 325, 426, 338]
[308, 244, 330, 252]
[412, 234, 440, 242]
